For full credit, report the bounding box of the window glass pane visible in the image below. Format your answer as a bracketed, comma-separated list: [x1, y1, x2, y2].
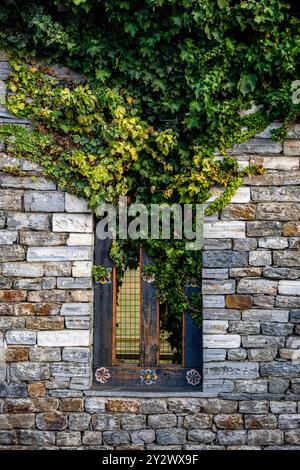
[115, 268, 140, 364]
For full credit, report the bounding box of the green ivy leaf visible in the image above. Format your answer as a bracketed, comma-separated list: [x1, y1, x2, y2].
[238, 74, 258, 95]
[217, 0, 227, 9]
[124, 23, 138, 37]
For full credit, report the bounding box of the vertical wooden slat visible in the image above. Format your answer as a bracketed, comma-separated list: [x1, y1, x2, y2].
[139, 247, 159, 367]
[183, 282, 202, 368]
[93, 237, 114, 368]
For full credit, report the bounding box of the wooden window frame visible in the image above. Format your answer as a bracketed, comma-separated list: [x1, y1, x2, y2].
[93, 238, 202, 391]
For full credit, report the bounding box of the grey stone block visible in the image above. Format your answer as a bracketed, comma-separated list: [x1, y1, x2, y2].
[53, 213, 93, 233]
[249, 250, 272, 266]
[85, 398, 105, 413]
[231, 138, 282, 155]
[0, 230, 18, 244]
[247, 349, 277, 362]
[120, 414, 145, 430]
[103, 431, 130, 446]
[18, 430, 55, 446]
[69, 413, 91, 431]
[235, 380, 268, 394]
[242, 309, 289, 323]
[148, 414, 177, 429]
[29, 348, 61, 362]
[227, 349, 247, 361]
[6, 330, 36, 345]
[278, 414, 300, 429]
[268, 378, 289, 394]
[20, 231, 67, 247]
[261, 322, 294, 336]
[247, 429, 283, 445]
[140, 399, 167, 414]
[24, 191, 64, 212]
[242, 336, 284, 348]
[285, 430, 300, 445]
[229, 322, 260, 335]
[27, 246, 92, 262]
[57, 277, 92, 289]
[7, 213, 50, 230]
[0, 383, 27, 398]
[203, 251, 248, 268]
[290, 310, 300, 323]
[50, 362, 89, 378]
[156, 428, 186, 446]
[260, 362, 300, 377]
[217, 430, 247, 445]
[131, 430, 156, 444]
[205, 362, 259, 379]
[0, 174, 56, 190]
[237, 278, 278, 295]
[62, 347, 89, 363]
[247, 222, 282, 237]
[91, 414, 120, 431]
[10, 362, 50, 381]
[2, 262, 44, 277]
[82, 431, 103, 445]
[239, 401, 269, 414]
[187, 430, 215, 443]
[56, 431, 81, 447]
[270, 402, 297, 414]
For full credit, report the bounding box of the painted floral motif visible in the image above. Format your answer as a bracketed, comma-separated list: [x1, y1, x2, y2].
[142, 272, 155, 283]
[186, 277, 200, 288]
[95, 367, 111, 383]
[140, 369, 157, 385]
[186, 369, 201, 386]
[96, 268, 112, 285]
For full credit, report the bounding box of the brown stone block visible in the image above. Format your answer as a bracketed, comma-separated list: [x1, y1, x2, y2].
[14, 303, 60, 316]
[283, 222, 300, 237]
[221, 204, 256, 221]
[33, 398, 59, 412]
[0, 246, 25, 262]
[25, 316, 64, 330]
[284, 139, 300, 156]
[5, 348, 28, 362]
[36, 412, 68, 430]
[59, 398, 84, 412]
[0, 413, 35, 430]
[28, 383, 46, 398]
[105, 400, 140, 413]
[245, 414, 277, 429]
[0, 290, 26, 302]
[256, 203, 300, 221]
[214, 414, 244, 430]
[225, 295, 253, 309]
[27, 290, 66, 303]
[0, 304, 13, 315]
[4, 398, 35, 414]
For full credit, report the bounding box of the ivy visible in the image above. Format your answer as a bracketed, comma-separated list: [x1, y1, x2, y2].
[0, 1, 299, 346]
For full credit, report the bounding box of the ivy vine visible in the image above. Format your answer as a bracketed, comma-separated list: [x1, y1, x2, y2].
[0, 0, 299, 352]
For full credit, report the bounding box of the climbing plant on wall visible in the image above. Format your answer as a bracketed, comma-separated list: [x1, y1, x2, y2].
[0, 0, 299, 345]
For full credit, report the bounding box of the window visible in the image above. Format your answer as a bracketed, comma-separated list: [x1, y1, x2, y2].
[93, 239, 202, 390]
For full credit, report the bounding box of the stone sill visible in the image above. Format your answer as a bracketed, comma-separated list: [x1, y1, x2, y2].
[85, 389, 217, 398]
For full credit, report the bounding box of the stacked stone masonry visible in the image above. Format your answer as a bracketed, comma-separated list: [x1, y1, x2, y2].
[0, 52, 300, 449]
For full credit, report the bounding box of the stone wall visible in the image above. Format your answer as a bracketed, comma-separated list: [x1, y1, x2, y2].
[0, 52, 300, 450]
